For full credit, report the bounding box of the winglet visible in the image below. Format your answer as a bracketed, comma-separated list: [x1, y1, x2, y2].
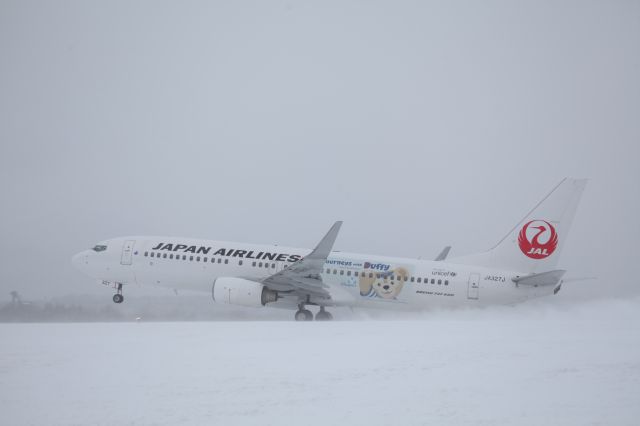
[260, 221, 343, 297]
[435, 246, 451, 261]
[307, 221, 343, 260]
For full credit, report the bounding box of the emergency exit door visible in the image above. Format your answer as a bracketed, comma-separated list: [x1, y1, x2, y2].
[121, 240, 135, 265]
[467, 273, 480, 300]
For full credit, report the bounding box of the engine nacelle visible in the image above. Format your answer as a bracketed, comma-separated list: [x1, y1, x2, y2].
[212, 277, 278, 308]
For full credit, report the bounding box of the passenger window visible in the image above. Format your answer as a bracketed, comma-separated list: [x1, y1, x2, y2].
[197, 256, 201, 261]
[417, 278, 421, 283]
[224, 259, 228, 264]
[333, 269, 337, 274]
[144, 252, 148, 257]
[259, 262, 263, 267]
[354, 271, 359, 277]
[271, 263, 275, 268]
[410, 277, 415, 282]
[204, 257, 207, 262]
[150, 252, 155, 258]
[369, 273, 373, 278]
[326, 268, 330, 274]
[445, 280, 449, 285]
[431, 279, 435, 284]
[404, 276, 408, 282]
[163, 253, 167, 258]
[218, 258, 222, 263]
[239, 260, 243, 266]
[340, 270, 344, 275]
[169, 254, 173, 259]
[252, 262, 256, 267]
[182, 255, 186, 260]
[438, 279, 442, 285]
[347, 271, 351, 276]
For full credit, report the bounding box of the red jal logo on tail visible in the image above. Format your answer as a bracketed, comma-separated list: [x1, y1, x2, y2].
[518, 220, 558, 259]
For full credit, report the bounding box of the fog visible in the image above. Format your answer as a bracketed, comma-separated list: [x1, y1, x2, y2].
[1, 1, 639, 304]
[3, 4, 640, 424]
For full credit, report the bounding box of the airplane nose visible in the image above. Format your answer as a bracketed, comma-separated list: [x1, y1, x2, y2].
[71, 251, 88, 270]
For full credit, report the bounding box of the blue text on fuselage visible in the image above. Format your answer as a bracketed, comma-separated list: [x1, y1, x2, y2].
[364, 262, 390, 271]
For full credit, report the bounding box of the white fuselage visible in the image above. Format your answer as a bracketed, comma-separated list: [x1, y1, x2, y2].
[72, 236, 558, 310]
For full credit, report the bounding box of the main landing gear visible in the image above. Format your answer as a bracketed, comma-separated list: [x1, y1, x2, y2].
[315, 306, 333, 321]
[294, 305, 313, 321]
[112, 283, 124, 304]
[294, 304, 333, 321]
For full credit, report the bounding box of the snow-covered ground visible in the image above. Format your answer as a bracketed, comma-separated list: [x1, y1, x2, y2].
[1, 298, 639, 426]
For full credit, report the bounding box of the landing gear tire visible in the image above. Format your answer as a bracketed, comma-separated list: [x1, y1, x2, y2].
[294, 309, 313, 321]
[315, 307, 333, 321]
[113, 283, 124, 304]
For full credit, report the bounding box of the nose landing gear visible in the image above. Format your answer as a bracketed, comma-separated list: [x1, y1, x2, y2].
[112, 283, 124, 304]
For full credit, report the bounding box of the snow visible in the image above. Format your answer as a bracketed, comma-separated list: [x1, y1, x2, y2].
[1, 298, 639, 426]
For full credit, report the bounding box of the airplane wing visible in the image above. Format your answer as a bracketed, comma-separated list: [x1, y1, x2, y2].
[512, 269, 566, 287]
[260, 221, 342, 299]
[435, 246, 451, 261]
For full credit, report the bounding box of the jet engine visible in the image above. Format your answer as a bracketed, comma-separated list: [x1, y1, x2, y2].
[212, 277, 278, 308]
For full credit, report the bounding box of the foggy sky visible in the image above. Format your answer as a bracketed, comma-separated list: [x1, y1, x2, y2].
[1, 1, 638, 300]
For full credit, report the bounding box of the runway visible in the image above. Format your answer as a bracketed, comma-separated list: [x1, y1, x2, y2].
[1, 298, 639, 426]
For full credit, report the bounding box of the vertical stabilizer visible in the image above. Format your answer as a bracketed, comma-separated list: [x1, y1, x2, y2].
[450, 178, 587, 273]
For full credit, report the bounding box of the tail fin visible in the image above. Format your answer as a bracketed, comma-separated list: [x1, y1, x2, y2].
[450, 178, 587, 273]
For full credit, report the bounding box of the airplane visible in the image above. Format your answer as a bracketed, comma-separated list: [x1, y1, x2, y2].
[72, 178, 587, 321]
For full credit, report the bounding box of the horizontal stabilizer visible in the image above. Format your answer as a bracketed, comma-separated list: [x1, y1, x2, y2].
[513, 270, 566, 287]
[435, 246, 451, 261]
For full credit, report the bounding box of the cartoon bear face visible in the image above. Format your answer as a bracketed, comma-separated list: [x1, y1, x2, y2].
[359, 267, 408, 300]
[371, 271, 405, 299]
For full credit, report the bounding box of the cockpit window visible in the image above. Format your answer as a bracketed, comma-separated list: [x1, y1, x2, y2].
[92, 245, 107, 252]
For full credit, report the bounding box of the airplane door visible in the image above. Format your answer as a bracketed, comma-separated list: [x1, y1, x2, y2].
[121, 240, 135, 265]
[467, 273, 480, 300]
